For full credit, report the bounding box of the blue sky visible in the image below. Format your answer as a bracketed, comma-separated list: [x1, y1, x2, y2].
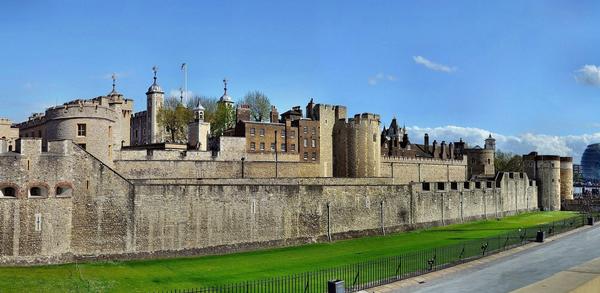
[2, 1, 600, 161]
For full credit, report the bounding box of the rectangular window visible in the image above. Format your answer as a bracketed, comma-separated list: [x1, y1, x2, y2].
[108, 126, 112, 138]
[311, 152, 316, 161]
[463, 182, 470, 189]
[78, 143, 86, 150]
[250, 142, 256, 151]
[422, 182, 430, 191]
[475, 182, 481, 189]
[451, 182, 458, 190]
[303, 126, 308, 133]
[303, 152, 308, 160]
[281, 143, 286, 152]
[311, 127, 316, 135]
[260, 142, 265, 151]
[77, 124, 86, 137]
[281, 130, 286, 137]
[250, 128, 256, 136]
[437, 182, 445, 191]
[271, 143, 275, 151]
[311, 139, 316, 148]
[291, 144, 296, 152]
[304, 138, 308, 147]
[291, 130, 296, 138]
[259, 129, 265, 136]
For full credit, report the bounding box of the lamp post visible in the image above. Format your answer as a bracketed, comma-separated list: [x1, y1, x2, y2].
[275, 130, 278, 178]
[241, 157, 245, 179]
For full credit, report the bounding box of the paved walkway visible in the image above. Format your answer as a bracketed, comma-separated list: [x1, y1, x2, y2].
[367, 224, 600, 293]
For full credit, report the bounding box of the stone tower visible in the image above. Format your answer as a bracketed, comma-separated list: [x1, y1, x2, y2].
[146, 66, 164, 144]
[522, 152, 562, 211]
[560, 157, 574, 200]
[188, 102, 211, 151]
[485, 134, 496, 150]
[333, 113, 381, 178]
[313, 103, 347, 177]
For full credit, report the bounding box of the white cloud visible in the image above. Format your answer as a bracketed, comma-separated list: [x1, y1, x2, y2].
[368, 72, 397, 86]
[575, 65, 600, 86]
[413, 56, 456, 73]
[405, 125, 600, 163]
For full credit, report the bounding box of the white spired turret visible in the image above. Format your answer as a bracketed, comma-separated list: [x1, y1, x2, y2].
[146, 66, 164, 144]
[188, 101, 211, 151]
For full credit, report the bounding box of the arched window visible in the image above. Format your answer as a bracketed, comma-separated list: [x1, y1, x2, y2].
[0, 187, 16, 197]
[55, 183, 73, 197]
[29, 186, 48, 198]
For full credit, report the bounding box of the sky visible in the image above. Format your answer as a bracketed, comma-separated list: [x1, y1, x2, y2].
[1, 1, 600, 162]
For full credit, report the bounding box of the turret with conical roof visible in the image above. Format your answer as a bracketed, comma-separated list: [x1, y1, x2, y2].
[485, 134, 496, 150]
[218, 78, 234, 107]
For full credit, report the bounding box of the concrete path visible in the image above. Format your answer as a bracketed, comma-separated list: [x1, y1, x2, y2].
[369, 225, 600, 293]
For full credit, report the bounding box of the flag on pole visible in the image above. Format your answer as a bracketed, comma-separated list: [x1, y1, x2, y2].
[181, 63, 186, 70]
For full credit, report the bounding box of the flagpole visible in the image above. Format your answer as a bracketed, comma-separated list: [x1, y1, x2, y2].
[181, 63, 188, 105]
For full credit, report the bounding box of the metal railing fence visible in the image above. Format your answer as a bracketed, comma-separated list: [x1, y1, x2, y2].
[158, 215, 586, 293]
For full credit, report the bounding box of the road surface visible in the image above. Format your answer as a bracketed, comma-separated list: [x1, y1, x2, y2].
[393, 225, 600, 293]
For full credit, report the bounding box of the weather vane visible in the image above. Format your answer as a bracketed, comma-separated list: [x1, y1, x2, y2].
[152, 66, 158, 83]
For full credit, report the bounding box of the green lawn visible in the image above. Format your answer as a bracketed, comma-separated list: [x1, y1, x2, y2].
[0, 211, 578, 292]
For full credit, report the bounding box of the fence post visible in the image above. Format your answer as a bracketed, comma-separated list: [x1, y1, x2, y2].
[327, 202, 332, 242]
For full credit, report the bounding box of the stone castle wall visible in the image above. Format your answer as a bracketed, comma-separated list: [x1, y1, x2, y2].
[0, 140, 537, 264]
[380, 157, 467, 184]
[0, 139, 134, 264]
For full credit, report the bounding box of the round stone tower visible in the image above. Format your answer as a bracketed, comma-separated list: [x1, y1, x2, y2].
[536, 155, 561, 211]
[560, 157, 573, 200]
[333, 113, 380, 177]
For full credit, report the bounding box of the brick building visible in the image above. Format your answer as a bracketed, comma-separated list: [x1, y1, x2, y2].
[228, 102, 320, 163]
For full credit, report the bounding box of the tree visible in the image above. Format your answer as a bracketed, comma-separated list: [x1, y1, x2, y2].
[495, 150, 523, 172]
[241, 91, 271, 122]
[157, 97, 194, 143]
[210, 102, 235, 137]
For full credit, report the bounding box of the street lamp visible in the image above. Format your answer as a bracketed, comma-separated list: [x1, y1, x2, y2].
[241, 157, 245, 178]
[275, 130, 278, 178]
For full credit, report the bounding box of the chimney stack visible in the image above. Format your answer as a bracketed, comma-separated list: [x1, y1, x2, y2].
[441, 141, 447, 160]
[424, 133, 430, 152]
[270, 106, 279, 123]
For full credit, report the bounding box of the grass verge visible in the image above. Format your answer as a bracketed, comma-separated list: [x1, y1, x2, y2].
[0, 211, 578, 292]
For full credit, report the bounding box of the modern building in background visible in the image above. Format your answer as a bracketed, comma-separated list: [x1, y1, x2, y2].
[581, 143, 600, 181]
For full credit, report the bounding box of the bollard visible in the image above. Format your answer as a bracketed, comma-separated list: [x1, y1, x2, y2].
[536, 230, 545, 242]
[587, 217, 594, 226]
[327, 280, 345, 293]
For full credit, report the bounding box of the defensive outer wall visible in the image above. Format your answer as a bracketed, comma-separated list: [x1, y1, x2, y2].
[0, 139, 537, 265]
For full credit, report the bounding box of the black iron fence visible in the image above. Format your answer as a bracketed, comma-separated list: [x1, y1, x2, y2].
[158, 215, 586, 293]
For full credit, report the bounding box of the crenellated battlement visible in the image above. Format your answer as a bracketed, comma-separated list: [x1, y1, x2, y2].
[0, 138, 72, 156]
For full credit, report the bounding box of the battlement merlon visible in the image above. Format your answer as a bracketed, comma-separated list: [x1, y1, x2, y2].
[1, 138, 72, 156]
[313, 104, 347, 121]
